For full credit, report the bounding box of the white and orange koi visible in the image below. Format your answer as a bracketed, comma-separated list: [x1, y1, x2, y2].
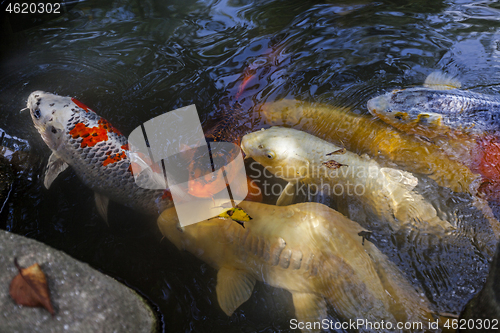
[27, 91, 174, 221]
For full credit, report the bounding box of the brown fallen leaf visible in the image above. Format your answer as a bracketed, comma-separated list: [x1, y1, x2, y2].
[322, 160, 346, 169]
[9, 258, 55, 316]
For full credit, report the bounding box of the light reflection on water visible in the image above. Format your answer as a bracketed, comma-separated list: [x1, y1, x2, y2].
[1, 0, 500, 331]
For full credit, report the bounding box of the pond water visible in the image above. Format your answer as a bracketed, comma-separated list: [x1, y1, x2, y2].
[1, 0, 500, 332]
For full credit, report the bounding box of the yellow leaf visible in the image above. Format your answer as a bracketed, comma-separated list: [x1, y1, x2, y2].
[218, 207, 252, 224]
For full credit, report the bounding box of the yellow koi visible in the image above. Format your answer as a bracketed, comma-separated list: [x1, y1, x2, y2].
[158, 201, 441, 332]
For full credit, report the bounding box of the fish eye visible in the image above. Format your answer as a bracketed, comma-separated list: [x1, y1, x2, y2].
[33, 109, 41, 119]
[265, 150, 275, 159]
[418, 114, 430, 124]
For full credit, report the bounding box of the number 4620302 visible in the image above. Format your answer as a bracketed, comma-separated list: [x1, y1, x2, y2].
[443, 318, 499, 330]
[6, 3, 61, 14]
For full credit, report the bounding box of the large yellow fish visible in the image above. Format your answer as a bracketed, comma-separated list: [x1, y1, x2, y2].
[241, 127, 453, 233]
[257, 99, 479, 195]
[157, 201, 441, 332]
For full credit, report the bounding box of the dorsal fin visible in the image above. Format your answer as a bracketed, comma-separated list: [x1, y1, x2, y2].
[423, 71, 461, 90]
[380, 167, 418, 191]
[44, 152, 69, 189]
[276, 181, 298, 206]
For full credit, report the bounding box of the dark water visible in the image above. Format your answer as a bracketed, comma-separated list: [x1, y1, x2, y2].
[1, 0, 500, 331]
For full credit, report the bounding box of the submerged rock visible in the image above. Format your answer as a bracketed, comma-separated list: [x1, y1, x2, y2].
[0, 130, 37, 214]
[0, 230, 157, 333]
[460, 241, 500, 327]
[0, 157, 14, 210]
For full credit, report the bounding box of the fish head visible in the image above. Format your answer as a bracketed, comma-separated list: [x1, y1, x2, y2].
[241, 127, 310, 181]
[157, 202, 234, 254]
[27, 91, 77, 151]
[367, 89, 446, 138]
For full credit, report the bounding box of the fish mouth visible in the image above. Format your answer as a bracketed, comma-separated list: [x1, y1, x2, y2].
[27, 91, 48, 130]
[240, 134, 260, 161]
[27, 90, 45, 111]
[240, 137, 249, 159]
[367, 95, 389, 116]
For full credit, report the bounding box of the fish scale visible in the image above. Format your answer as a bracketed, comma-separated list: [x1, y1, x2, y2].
[385, 88, 500, 134]
[27, 91, 172, 218]
[367, 72, 500, 211]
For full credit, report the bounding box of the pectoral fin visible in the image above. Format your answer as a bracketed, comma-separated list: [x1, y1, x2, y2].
[44, 153, 68, 189]
[94, 192, 109, 225]
[277, 181, 297, 206]
[291, 292, 327, 332]
[216, 267, 256, 316]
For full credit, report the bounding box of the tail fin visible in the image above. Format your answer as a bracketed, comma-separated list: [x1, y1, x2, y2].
[364, 240, 438, 325]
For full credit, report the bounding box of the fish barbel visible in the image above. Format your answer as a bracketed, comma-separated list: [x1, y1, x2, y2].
[367, 72, 500, 139]
[241, 127, 453, 233]
[27, 91, 173, 221]
[157, 201, 440, 332]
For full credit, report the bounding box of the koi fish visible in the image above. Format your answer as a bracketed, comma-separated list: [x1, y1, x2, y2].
[366, 72, 500, 139]
[241, 127, 453, 232]
[234, 45, 285, 101]
[257, 99, 479, 195]
[183, 101, 261, 202]
[27, 91, 173, 221]
[157, 201, 442, 332]
[257, 99, 500, 242]
[367, 72, 500, 207]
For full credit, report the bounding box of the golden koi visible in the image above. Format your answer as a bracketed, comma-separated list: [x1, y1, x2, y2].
[241, 127, 453, 233]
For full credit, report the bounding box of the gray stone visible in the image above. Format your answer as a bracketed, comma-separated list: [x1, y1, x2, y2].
[0, 230, 157, 333]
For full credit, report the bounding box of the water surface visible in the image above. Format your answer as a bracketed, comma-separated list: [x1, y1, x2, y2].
[1, 0, 500, 331]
